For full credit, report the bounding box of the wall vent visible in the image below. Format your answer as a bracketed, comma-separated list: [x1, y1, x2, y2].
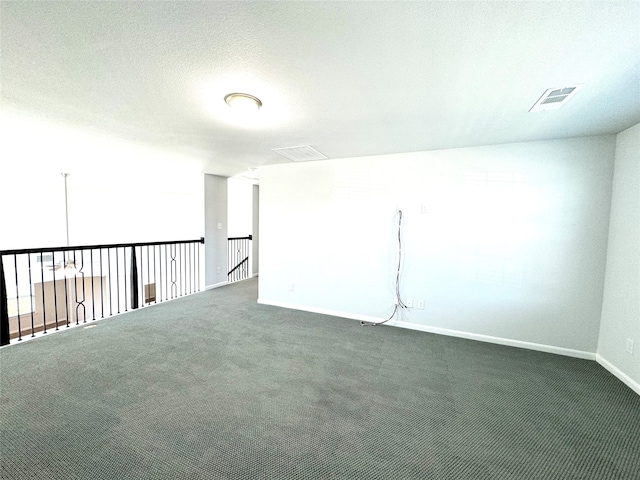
[529, 84, 584, 112]
[271, 145, 328, 162]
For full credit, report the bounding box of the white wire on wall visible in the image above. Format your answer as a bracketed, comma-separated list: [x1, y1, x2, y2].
[361, 210, 406, 326]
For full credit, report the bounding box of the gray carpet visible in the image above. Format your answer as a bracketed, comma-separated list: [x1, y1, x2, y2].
[1, 278, 639, 479]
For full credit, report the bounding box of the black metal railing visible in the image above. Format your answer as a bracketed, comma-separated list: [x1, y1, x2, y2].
[0, 238, 204, 346]
[228, 235, 252, 283]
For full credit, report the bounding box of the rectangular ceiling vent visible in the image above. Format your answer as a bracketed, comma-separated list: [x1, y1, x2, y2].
[271, 145, 328, 162]
[529, 84, 584, 112]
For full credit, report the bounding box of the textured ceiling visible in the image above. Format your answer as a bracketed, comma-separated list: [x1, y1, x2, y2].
[1, 1, 639, 177]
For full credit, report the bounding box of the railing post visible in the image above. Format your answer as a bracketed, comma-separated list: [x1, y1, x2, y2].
[130, 246, 139, 310]
[0, 256, 10, 346]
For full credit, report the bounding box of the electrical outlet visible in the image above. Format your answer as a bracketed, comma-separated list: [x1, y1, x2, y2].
[216, 266, 221, 274]
[417, 299, 425, 310]
[288, 283, 294, 292]
[421, 203, 429, 214]
[406, 298, 413, 308]
[626, 338, 634, 355]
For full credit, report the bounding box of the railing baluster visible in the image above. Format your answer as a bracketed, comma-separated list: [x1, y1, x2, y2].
[90, 249, 95, 322]
[146, 245, 150, 304]
[108, 248, 113, 316]
[73, 251, 78, 325]
[13, 255, 22, 341]
[39, 252, 46, 335]
[175, 243, 179, 298]
[181, 243, 184, 296]
[76, 250, 86, 324]
[27, 253, 35, 337]
[130, 246, 139, 310]
[176, 244, 179, 296]
[153, 245, 157, 304]
[170, 244, 176, 299]
[123, 247, 128, 312]
[139, 246, 144, 305]
[115, 248, 120, 314]
[176, 243, 179, 298]
[158, 245, 162, 303]
[0, 256, 9, 346]
[180, 243, 184, 297]
[57, 251, 63, 330]
[182, 243, 189, 295]
[99, 248, 104, 319]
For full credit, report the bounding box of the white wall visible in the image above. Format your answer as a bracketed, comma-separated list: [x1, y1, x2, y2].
[227, 177, 254, 238]
[252, 184, 259, 276]
[0, 107, 204, 249]
[258, 135, 616, 356]
[204, 174, 228, 288]
[597, 123, 640, 392]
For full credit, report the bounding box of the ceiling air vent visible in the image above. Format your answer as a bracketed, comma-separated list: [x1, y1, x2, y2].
[529, 84, 584, 112]
[271, 145, 328, 162]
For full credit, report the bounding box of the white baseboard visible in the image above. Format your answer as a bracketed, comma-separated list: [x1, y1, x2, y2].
[388, 319, 596, 360]
[205, 281, 229, 290]
[257, 299, 383, 324]
[256, 299, 595, 360]
[596, 354, 640, 396]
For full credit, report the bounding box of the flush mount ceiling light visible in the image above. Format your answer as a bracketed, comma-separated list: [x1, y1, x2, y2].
[529, 84, 584, 112]
[224, 93, 262, 113]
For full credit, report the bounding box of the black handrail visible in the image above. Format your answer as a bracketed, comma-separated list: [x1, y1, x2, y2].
[228, 257, 248, 277]
[0, 238, 204, 346]
[0, 239, 203, 256]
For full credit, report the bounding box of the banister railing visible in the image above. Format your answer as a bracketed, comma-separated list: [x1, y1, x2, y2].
[0, 238, 204, 346]
[228, 235, 252, 283]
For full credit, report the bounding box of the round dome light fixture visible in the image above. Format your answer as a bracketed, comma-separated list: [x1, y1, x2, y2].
[224, 93, 262, 113]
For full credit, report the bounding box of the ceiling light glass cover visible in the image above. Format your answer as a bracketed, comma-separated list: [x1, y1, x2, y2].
[224, 93, 262, 113]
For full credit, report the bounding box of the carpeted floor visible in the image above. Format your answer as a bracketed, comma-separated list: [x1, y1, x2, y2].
[1, 277, 639, 479]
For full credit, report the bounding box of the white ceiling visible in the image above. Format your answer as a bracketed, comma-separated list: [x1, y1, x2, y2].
[2, 1, 639, 177]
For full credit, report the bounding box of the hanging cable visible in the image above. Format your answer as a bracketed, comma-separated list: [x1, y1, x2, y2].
[362, 210, 406, 326]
